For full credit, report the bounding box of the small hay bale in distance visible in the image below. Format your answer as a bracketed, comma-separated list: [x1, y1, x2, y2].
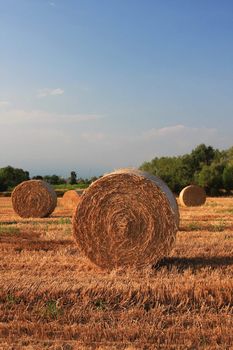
[179, 185, 206, 207]
[12, 180, 57, 218]
[73, 168, 179, 270]
[61, 190, 81, 210]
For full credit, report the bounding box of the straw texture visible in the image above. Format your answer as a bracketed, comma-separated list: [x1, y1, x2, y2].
[12, 180, 57, 218]
[61, 190, 81, 210]
[73, 168, 179, 269]
[179, 185, 206, 207]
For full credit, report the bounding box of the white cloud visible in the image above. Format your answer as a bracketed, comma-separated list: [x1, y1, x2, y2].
[48, 2, 56, 7]
[36, 88, 64, 98]
[144, 124, 185, 138]
[0, 108, 102, 126]
[0, 101, 10, 107]
[143, 124, 217, 140]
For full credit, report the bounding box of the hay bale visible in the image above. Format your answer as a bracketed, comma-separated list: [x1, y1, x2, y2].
[73, 168, 179, 269]
[12, 180, 57, 218]
[179, 185, 206, 207]
[61, 190, 81, 209]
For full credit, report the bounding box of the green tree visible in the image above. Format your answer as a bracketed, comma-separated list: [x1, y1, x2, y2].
[69, 171, 77, 185]
[141, 154, 200, 193]
[0, 166, 30, 191]
[139, 144, 228, 194]
[222, 165, 233, 192]
[90, 176, 98, 183]
[190, 144, 216, 168]
[32, 175, 43, 180]
[0, 178, 5, 191]
[196, 163, 224, 195]
[224, 146, 233, 165]
[43, 175, 66, 185]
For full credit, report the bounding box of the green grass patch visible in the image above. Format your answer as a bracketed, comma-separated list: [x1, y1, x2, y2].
[209, 221, 226, 232]
[42, 300, 62, 319]
[6, 293, 21, 304]
[54, 184, 88, 190]
[0, 224, 20, 235]
[93, 299, 108, 310]
[186, 222, 202, 231]
[58, 218, 71, 225]
[205, 202, 219, 207]
[217, 208, 233, 214]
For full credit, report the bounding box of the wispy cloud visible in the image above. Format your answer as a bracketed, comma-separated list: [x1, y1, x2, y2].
[48, 1, 56, 7]
[36, 88, 64, 98]
[0, 101, 10, 107]
[143, 124, 217, 140]
[0, 108, 102, 126]
[144, 124, 185, 138]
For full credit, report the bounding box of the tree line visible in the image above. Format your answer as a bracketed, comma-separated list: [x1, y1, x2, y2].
[140, 144, 233, 195]
[0, 167, 99, 192]
[1, 144, 233, 194]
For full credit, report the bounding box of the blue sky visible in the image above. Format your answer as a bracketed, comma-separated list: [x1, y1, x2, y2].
[0, 0, 233, 177]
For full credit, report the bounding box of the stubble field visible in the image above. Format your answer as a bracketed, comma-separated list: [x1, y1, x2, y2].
[0, 197, 233, 349]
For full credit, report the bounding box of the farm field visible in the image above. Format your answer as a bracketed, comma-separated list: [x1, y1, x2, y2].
[0, 197, 233, 349]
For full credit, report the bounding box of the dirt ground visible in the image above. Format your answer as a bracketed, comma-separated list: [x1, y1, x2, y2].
[0, 197, 233, 349]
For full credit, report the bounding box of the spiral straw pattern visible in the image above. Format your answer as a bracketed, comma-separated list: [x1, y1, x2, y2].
[12, 180, 57, 218]
[73, 168, 179, 269]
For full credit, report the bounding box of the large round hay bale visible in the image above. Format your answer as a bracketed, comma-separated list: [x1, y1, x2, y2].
[61, 190, 81, 210]
[73, 168, 179, 269]
[179, 185, 206, 207]
[12, 180, 57, 218]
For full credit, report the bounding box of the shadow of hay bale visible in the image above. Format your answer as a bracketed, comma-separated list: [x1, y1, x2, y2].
[154, 256, 233, 272]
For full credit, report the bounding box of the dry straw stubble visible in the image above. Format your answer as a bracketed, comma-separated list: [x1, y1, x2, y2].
[179, 185, 206, 207]
[73, 168, 179, 270]
[61, 190, 81, 210]
[11, 180, 57, 218]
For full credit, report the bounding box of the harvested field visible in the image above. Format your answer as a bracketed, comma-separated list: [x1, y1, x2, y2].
[0, 196, 233, 349]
